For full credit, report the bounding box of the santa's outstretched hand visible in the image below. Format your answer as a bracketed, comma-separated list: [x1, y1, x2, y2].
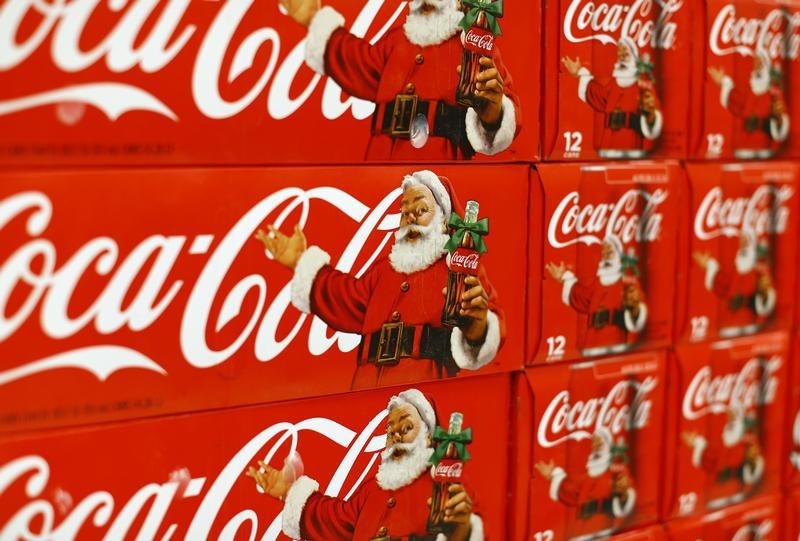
[279, 0, 320, 27]
[458, 57, 506, 127]
[255, 224, 308, 270]
[246, 460, 292, 501]
[707, 66, 726, 86]
[692, 251, 712, 270]
[534, 460, 556, 480]
[544, 261, 568, 283]
[561, 56, 583, 78]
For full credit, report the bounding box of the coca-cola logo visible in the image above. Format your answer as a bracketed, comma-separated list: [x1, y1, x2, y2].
[0, 409, 390, 539]
[449, 249, 479, 272]
[709, 4, 800, 60]
[0, 0, 395, 121]
[563, 0, 683, 49]
[681, 357, 781, 421]
[0, 187, 403, 385]
[693, 185, 794, 241]
[464, 28, 494, 53]
[547, 188, 668, 249]
[732, 520, 773, 541]
[537, 377, 658, 448]
[433, 461, 463, 479]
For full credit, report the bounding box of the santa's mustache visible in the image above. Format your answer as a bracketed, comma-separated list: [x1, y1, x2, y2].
[381, 441, 417, 461]
[394, 220, 439, 242]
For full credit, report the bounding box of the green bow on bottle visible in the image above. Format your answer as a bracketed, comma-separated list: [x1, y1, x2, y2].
[611, 441, 629, 463]
[770, 66, 783, 87]
[756, 243, 770, 261]
[636, 55, 655, 83]
[429, 426, 473, 465]
[620, 251, 640, 276]
[459, 0, 503, 36]
[444, 213, 489, 254]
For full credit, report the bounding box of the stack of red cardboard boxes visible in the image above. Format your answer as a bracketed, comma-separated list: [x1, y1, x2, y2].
[0, 0, 799, 540]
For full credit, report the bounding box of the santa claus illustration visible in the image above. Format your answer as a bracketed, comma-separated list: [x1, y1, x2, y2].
[545, 235, 647, 356]
[682, 405, 764, 509]
[255, 170, 503, 389]
[561, 38, 663, 159]
[791, 411, 800, 473]
[708, 49, 790, 159]
[693, 231, 776, 338]
[247, 388, 483, 540]
[278, 0, 520, 160]
[535, 428, 636, 541]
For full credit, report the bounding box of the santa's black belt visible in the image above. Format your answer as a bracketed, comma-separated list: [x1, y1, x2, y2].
[728, 293, 756, 312]
[579, 497, 614, 518]
[589, 309, 626, 330]
[372, 94, 475, 159]
[358, 322, 453, 367]
[371, 535, 437, 541]
[717, 465, 744, 483]
[743, 115, 772, 134]
[605, 110, 642, 132]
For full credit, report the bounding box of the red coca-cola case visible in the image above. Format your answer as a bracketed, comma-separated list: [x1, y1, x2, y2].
[608, 525, 668, 541]
[786, 336, 800, 488]
[0, 0, 540, 166]
[690, 0, 795, 160]
[0, 164, 530, 434]
[676, 162, 798, 344]
[0, 374, 512, 540]
[542, 0, 691, 160]
[514, 351, 667, 540]
[530, 162, 683, 365]
[663, 332, 789, 520]
[666, 495, 783, 541]
[785, 489, 800, 540]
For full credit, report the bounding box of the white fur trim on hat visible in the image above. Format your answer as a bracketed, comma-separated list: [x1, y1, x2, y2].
[465, 95, 516, 156]
[451, 310, 500, 370]
[594, 426, 613, 450]
[577, 66, 594, 103]
[549, 466, 567, 502]
[402, 170, 451, 218]
[691, 435, 707, 468]
[561, 270, 578, 307]
[389, 388, 436, 434]
[704, 258, 720, 292]
[640, 109, 663, 140]
[281, 475, 319, 540]
[624, 302, 647, 333]
[290, 246, 330, 314]
[604, 235, 623, 258]
[618, 37, 639, 61]
[305, 6, 345, 75]
[612, 488, 636, 517]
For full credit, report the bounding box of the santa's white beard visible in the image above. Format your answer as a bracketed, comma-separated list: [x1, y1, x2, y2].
[597, 256, 623, 286]
[614, 60, 638, 88]
[586, 448, 612, 478]
[723, 418, 745, 448]
[404, 0, 462, 47]
[735, 244, 757, 275]
[389, 214, 449, 274]
[376, 431, 435, 490]
[750, 67, 770, 96]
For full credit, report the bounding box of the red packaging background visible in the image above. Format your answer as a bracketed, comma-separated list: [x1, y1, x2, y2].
[0, 0, 540, 166]
[785, 489, 800, 540]
[676, 162, 798, 344]
[786, 335, 800, 488]
[663, 332, 789, 520]
[608, 525, 668, 541]
[0, 164, 529, 435]
[666, 495, 783, 541]
[543, 0, 691, 160]
[691, 0, 795, 159]
[531, 162, 683, 364]
[518, 351, 666, 540]
[0, 374, 511, 540]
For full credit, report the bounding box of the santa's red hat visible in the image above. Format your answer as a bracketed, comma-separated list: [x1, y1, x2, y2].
[401, 170, 465, 219]
[388, 388, 438, 435]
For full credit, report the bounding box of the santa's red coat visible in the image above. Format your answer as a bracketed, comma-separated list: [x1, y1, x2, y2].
[583, 78, 657, 152]
[708, 265, 764, 332]
[565, 277, 639, 351]
[556, 470, 627, 538]
[694, 438, 753, 505]
[726, 86, 781, 153]
[322, 26, 521, 160]
[297, 473, 479, 540]
[309, 257, 503, 389]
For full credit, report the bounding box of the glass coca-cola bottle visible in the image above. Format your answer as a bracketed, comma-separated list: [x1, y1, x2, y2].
[456, 8, 495, 108]
[427, 412, 465, 534]
[442, 200, 481, 327]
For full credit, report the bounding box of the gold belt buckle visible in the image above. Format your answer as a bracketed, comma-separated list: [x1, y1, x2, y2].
[375, 322, 404, 365]
[390, 94, 418, 137]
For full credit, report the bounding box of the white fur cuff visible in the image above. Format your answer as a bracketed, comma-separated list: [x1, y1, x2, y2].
[465, 95, 516, 156]
[305, 6, 344, 75]
[577, 67, 594, 103]
[561, 270, 577, 307]
[720, 76, 734, 108]
[770, 114, 790, 142]
[755, 287, 776, 317]
[291, 246, 331, 314]
[692, 435, 707, 469]
[742, 456, 764, 485]
[612, 488, 636, 517]
[791, 451, 800, 471]
[640, 109, 663, 140]
[451, 310, 501, 370]
[704, 259, 719, 292]
[281, 476, 320, 540]
[549, 467, 567, 502]
[624, 303, 648, 333]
